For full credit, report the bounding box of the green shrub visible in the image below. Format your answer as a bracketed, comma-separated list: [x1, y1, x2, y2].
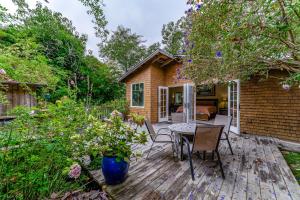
[0, 98, 89, 199]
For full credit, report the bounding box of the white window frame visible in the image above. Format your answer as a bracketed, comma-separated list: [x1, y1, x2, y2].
[130, 82, 145, 108]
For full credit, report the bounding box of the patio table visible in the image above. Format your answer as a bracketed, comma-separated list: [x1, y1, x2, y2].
[168, 122, 196, 161]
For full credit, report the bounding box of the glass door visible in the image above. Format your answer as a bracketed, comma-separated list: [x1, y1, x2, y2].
[228, 80, 240, 134]
[184, 84, 196, 123]
[158, 86, 169, 122]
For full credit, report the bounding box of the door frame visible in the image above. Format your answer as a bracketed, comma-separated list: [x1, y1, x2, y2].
[183, 83, 196, 123]
[158, 86, 169, 122]
[228, 79, 240, 134]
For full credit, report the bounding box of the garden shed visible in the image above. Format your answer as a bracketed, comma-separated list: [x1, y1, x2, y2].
[0, 81, 45, 116]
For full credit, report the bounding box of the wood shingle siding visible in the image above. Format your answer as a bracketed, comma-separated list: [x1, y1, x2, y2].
[240, 74, 300, 142]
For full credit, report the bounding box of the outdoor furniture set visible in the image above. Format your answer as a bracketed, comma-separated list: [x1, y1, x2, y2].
[144, 115, 233, 181]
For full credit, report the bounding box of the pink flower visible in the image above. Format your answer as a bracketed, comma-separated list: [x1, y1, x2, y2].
[68, 163, 81, 179]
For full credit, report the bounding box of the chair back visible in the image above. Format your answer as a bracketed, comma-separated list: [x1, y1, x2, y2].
[171, 112, 185, 124]
[144, 118, 156, 142]
[192, 125, 225, 152]
[214, 114, 232, 134]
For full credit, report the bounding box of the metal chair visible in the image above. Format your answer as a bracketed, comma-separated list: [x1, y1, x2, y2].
[183, 125, 225, 180]
[198, 114, 233, 155]
[144, 119, 175, 159]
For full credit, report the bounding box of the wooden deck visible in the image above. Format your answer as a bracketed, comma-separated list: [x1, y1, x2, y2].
[92, 124, 300, 200]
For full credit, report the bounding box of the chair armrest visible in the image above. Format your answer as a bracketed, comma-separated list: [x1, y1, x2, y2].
[154, 133, 173, 141]
[157, 127, 171, 135]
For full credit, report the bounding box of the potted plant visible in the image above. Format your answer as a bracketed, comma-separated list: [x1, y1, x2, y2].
[84, 110, 147, 185]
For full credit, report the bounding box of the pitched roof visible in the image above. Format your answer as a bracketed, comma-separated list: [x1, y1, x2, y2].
[119, 49, 176, 82]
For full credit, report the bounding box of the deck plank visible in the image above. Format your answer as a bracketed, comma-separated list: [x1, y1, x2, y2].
[263, 139, 292, 200]
[174, 143, 225, 200]
[214, 135, 244, 200]
[246, 136, 262, 200]
[270, 141, 300, 200]
[96, 124, 300, 200]
[189, 141, 229, 199]
[254, 137, 277, 200]
[231, 136, 249, 200]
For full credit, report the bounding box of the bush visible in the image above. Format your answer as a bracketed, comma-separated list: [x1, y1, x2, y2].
[0, 98, 90, 199]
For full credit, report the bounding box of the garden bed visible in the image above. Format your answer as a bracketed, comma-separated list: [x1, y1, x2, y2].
[281, 150, 300, 184]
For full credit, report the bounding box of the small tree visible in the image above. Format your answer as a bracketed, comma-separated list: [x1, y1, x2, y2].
[99, 26, 147, 72]
[162, 17, 185, 55]
[183, 0, 300, 85]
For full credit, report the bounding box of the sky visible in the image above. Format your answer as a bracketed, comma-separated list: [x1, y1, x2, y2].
[1, 0, 188, 57]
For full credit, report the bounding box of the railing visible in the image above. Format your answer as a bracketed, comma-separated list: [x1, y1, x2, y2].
[91, 99, 129, 120]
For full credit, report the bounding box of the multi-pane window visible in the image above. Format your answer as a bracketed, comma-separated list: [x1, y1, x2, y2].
[131, 83, 144, 107]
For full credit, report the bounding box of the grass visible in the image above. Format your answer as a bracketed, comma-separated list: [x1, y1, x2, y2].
[282, 150, 300, 184]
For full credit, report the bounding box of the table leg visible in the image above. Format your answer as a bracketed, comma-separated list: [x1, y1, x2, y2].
[180, 134, 184, 161]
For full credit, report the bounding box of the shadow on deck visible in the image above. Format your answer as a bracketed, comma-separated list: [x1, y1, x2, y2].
[92, 125, 300, 200]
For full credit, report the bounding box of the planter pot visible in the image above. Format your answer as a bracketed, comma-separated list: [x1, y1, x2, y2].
[102, 156, 129, 185]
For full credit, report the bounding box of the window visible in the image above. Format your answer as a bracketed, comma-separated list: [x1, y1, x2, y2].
[131, 83, 144, 107]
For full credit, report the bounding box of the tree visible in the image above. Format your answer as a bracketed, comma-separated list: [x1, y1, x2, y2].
[0, 1, 124, 103]
[146, 42, 161, 55]
[183, 0, 300, 85]
[162, 17, 185, 55]
[99, 26, 147, 72]
[78, 56, 124, 104]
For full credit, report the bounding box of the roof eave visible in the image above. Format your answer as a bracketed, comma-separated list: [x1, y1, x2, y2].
[118, 49, 175, 82]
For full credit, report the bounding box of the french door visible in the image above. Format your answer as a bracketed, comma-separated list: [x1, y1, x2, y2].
[158, 86, 169, 122]
[228, 80, 240, 134]
[183, 83, 196, 123]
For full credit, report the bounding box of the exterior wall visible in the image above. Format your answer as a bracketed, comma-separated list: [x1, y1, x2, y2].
[164, 63, 193, 87]
[125, 62, 191, 123]
[0, 84, 38, 116]
[240, 76, 300, 142]
[125, 66, 152, 121]
[150, 64, 165, 123]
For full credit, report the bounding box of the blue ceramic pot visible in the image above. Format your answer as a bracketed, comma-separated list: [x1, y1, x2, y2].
[102, 156, 129, 185]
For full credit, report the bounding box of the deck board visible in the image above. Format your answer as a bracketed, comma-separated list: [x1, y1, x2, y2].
[93, 125, 300, 200]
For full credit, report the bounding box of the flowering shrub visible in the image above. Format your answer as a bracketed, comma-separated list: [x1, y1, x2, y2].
[74, 111, 147, 162]
[0, 98, 93, 199]
[183, 0, 300, 86]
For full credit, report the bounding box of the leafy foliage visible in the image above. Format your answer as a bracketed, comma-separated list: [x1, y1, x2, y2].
[78, 0, 108, 39]
[0, 97, 138, 199]
[78, 111, 147, 162]
[162, 17, 185, 55]
[147, 42, 161, 55]
[282, 150, 300, 184]
[0, 99, 89, 199]
[0, 40, 59, 88]
[99, 25, 147, 72]
[184, 0, 300, 85]
[0, 2, 124, 103]
[78, 56, 124, 104]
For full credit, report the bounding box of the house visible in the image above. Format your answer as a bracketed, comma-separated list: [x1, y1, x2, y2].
[0, 81, 44, 116]
[119, 49, 300, 142]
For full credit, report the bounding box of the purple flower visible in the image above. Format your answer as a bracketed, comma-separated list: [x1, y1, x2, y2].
[196, 4, 202, 11]
[188, 59, 193, 63]
[68, 163, 81, 179]
[216, 51, 222, 57]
